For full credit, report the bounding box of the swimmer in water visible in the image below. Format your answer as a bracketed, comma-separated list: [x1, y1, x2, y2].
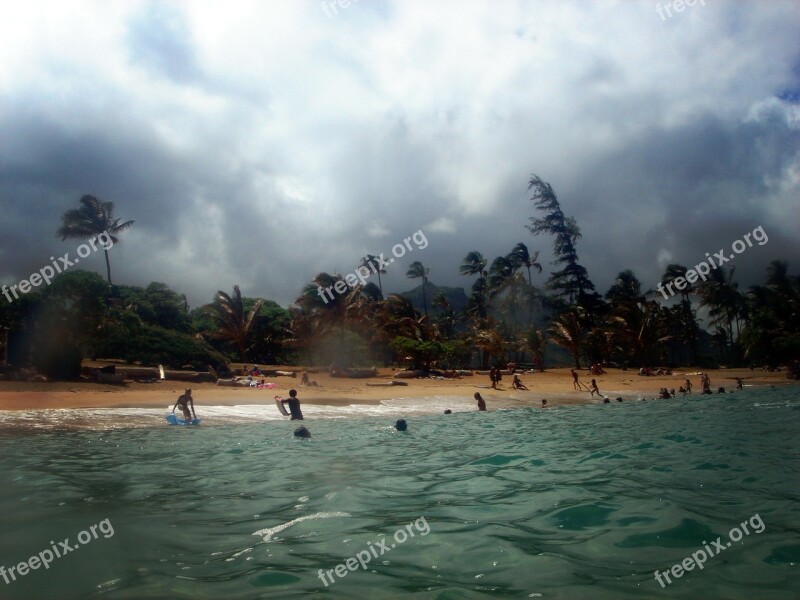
[474, 392, 486, 411]
[294, 426, 311, 438]
[395, 419, 408, 431]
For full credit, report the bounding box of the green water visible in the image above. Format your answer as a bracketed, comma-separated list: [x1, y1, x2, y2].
[1, 388, 798, 599]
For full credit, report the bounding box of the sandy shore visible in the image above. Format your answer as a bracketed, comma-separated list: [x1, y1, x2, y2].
[0, 367, 793, 411]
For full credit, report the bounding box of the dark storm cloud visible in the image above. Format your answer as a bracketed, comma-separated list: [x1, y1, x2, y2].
[1, 1, 798, 308]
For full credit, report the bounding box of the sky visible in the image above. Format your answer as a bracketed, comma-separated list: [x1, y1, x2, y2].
[1, 0, 799, 309]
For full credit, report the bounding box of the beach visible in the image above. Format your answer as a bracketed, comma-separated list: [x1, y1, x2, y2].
[0, 367, 791, 412]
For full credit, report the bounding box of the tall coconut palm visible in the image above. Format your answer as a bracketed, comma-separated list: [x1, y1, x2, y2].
[206, 285, 264, 361]
[56, 195, 135, 285]
[508, 242, 542, 286]
[697, 267, 743, 353]
[360, 254, 387, 296]
[659, 264, 699, 365]
[406, 261, 430, 316]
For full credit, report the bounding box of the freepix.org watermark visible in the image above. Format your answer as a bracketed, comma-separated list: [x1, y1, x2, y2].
[654, 513, 765, 588]
[2, 231, 114, 303]
[657, 225, 768, 300]
[316, 229, 428, 304]
[321, 0, 361, 19]
[1, 518, 115, 585]
[656, 0, 706, 21]
[317, 516, 430, 587]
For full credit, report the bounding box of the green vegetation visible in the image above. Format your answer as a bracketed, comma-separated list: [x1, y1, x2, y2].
[1, 184, 798, 379]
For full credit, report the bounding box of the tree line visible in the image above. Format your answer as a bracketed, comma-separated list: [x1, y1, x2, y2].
[1, 181, 798, 380]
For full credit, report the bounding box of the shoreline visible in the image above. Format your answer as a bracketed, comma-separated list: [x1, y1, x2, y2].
[0, 367, 793, 411]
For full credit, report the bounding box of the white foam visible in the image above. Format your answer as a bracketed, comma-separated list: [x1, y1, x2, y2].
[252, 511, 351, 542]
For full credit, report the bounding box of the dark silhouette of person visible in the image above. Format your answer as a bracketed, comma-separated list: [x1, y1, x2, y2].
[172, 389, 196, 421]
[395, 419, 408, 431]
[281, 389, 304, 420]
[474, 392, 487, 411]
[294, 426, 311, 438]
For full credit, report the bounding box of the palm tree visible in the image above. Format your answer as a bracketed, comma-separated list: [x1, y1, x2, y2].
[459, 251, 488, 279]
[56, 195, 135, 285]
[406, 261, 430, 316]
[206, 285, 264, 361]
[659, 264, 699, 365]
[523, 325, 546, 370]
[740, 261, 800, 369]
[697, 267, 743, 357]
[548, 308, 586, 368]
[361, 254, 387, 296]
[508, 242, 542, 286]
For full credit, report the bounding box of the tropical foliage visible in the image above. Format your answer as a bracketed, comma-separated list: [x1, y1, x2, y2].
[1, 182, 797, 379]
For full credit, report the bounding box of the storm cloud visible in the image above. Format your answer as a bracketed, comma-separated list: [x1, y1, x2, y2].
[1, 0, 798, 308]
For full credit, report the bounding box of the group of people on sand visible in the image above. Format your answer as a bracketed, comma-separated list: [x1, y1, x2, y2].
[570, 369, 602, 397]
[489, 367, 530, 391]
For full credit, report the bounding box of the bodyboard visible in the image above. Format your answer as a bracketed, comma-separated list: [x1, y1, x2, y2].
[274, 396, 290, 416]
[166, 414, 201, 425]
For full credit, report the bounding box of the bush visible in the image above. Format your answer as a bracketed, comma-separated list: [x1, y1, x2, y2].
[93, 323, 228, 372]
[32, 340, 82, 380]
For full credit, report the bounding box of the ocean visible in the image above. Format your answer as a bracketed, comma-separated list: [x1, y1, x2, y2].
[0, 387, 798, 599]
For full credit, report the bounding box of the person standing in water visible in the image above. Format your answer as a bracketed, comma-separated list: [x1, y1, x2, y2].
[172, 389, 196, 421]
[474, 392, 487, 411]
[281, 389, 304, 420]
[589, 379, 601, 397]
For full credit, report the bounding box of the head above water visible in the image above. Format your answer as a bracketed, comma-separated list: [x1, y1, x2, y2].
[294, 426, 311, 438]
[444, 409, 452, 414]
[395, 419, 408, 431]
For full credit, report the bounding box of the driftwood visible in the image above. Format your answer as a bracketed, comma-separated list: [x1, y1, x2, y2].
[393, 370, 426, 379]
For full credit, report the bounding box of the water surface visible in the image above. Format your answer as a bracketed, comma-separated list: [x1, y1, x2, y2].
[0, 387, 798, 599]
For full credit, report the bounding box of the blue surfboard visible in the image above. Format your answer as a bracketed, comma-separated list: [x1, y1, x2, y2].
[166, 414, 201, 426]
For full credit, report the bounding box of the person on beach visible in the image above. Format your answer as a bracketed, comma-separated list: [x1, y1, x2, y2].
[589, 379, 601, 397]
[172, 389, 196, 421]
[489, 367, 497, 389]
[684, 378, 692, 393]
[701, 373, 712, 394]
[541, 399, 548, 408]
[571, 369, 580, 390]
[280, 389, 304, 420]
[735, 377, 743, 390]
[512, 374, 529, 390]
[474, 392, 487, 411]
